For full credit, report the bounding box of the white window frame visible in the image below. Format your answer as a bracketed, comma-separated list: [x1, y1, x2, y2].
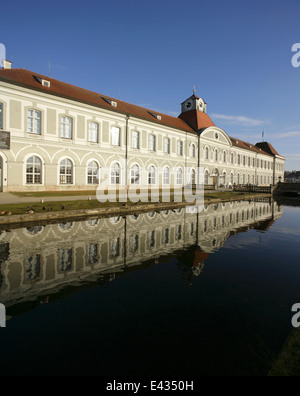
[204, 146, 209, 160]
[178, 141, 183, 156]
[163, 167, 170, 185]
[130, 164, 140, 184]
[26, 155, 43, 185]
[59, 158, 74, 184]
[88, 121, 99, 143]
[148, 166, 156, 185]
[190, 144, 196, 158]
[111, 162, 121, 185]
[164, 138, 170, 154]
[61, 116, 73, 139]
[176, 168, 183, 185]
[204, 170, 209, 185]
[112, 126, 121, 146]
[132, 131, 140, 149]
[87, 160, 100, 184]
[149, 134, 156, 151]
[27, 109, 41, 135]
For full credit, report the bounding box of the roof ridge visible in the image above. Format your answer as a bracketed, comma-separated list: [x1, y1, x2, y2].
[0, 68, 196, 133]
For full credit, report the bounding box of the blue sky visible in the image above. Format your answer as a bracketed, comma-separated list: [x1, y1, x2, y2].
[1, 0, 300, 170]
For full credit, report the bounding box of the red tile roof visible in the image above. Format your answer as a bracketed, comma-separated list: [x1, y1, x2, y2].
[0, 68, 282, 159]
[178, 109, 215, 131]
[0, 68, 197, 134]
[230, 137, 274, 157]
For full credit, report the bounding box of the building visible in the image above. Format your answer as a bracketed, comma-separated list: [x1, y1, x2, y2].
[285, 171, 300, 183]
[0, 61, 285, 193]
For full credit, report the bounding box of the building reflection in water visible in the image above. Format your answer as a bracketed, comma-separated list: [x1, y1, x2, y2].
[0, 199, 282, 310]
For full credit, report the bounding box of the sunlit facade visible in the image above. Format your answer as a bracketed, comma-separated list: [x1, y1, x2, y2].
[0, 62, 285, 192]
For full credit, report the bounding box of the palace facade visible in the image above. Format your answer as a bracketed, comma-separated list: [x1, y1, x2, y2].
[0, 61, 285, 192]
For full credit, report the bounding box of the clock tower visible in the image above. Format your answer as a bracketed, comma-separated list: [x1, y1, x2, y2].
[178, 91, 215, 132]
[181, 93, 207, 114]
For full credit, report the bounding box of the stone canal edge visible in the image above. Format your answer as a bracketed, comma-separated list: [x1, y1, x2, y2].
[0, 193, 272, 227]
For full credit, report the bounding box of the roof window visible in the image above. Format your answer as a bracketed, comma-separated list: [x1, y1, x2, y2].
[149, 112, 162, 120]
[34, 75, 51, 88]
[102, 97, 117, 108]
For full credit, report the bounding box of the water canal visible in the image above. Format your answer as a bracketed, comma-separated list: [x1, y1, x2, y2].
[0, 198, 299, 376]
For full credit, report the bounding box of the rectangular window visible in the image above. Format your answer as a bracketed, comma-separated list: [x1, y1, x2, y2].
[178, 141, 183, 156]
[61, 116, 72, 139]
[27, 110, 41, 134]
[89, 122, 99, 143]
[164, 138, 170, 154]
[149, 135, 156, 151]
[132, 131, 140, 149]
[112, 126, 120, 146]
[0, 103, 3, 129]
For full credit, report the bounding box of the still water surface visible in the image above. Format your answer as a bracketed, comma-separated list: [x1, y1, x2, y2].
[0, 199, 299, 376]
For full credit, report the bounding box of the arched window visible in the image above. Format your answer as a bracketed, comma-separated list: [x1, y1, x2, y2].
[87, 161, 99, 184]
[204, 146, 209, 160]
[130, 164, 140, 184]
[231, 172, 234, 185]
[60, 159, 73, 184]
[190, 144, 196, 158]
[243, 174, 246, 185]
[163, 167, 170, 185]
[177, 168, 183, 185]
[111, 163, 121, 185]
[190, 169, 196, 185]
[26, 156, 42, 184]
[215, 150, 218, 162]
[204, 170, 209, 185]
[129, 235, 139, 253]
[148, 166, 156, 185]
[237, 173, 240, 185]
[222, 171, 227, 185]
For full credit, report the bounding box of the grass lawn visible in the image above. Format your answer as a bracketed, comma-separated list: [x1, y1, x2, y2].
[12, 190, 98, 198]
[0, 191, 270, 216]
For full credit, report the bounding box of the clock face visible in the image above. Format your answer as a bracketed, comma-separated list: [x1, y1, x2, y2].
[186, 101, 192, 109]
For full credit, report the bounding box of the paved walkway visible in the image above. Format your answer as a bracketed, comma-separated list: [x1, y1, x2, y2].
[0, 193, 98, 205]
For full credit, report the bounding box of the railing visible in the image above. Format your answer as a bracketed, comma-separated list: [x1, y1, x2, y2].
[233, 184, 273, 193]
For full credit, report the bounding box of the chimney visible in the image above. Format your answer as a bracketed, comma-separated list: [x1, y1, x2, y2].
[2, 60, 12, 69]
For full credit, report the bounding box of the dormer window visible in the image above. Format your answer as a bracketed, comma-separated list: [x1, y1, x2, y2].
[42, 79, 50, 88]
[149, 112, 162, 120]
[34, 75, 51, 88]
[102, 97, 118, 108]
